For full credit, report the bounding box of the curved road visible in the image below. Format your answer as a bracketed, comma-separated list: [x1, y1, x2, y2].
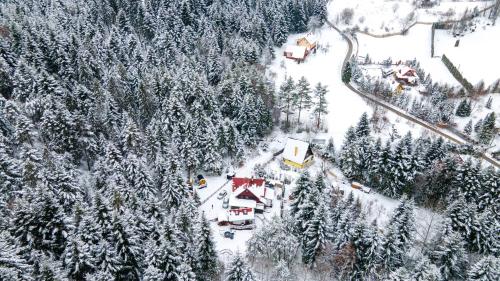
[326, 20, 500, 168]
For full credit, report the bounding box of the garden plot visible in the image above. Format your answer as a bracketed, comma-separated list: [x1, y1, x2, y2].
[434, 18, 500, 85]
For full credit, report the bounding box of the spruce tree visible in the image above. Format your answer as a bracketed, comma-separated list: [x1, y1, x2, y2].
[464, 120, 473, 135]
[225, 253, 255, 281]
[431, 231, 468, 280]
[485, 96, 493, 109]
[343, 62, 352, 83]
[478, 113, 496, 144]
[279, 76, 295, 129]
[194, 214, 218, 281]
[293, 76, 312, 125]
[313, 83, 329, 129]
[356, 112, 371, 138]
[467, 256, 499, 281]
[302, 200, 331, 267]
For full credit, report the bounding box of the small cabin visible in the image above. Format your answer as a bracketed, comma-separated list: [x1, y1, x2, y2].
[282, 138, 314, 169]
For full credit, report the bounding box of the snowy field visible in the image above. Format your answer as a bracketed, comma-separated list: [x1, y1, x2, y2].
[434, 18, 500, 85]
[356, 24, 460, 87]
[267, 25, 432, 148]
[329, 0, 494, 35]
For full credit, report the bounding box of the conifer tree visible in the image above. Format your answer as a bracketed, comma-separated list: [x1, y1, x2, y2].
[467, 256, 499, 281]
[279, 76, 296, 129]
[293, 76, 312, 125]
[225, 253, 255, 281]
[464, 120, 473, 135]
[289, 171, 313, 217]
[313, 83, 329, 129]
[194, 214, 219, 281]
[356, 112, 371, 138]
[431, 231, 468, 280]
[478, 112, 496, 144]
[302, 200, 331, 266]
[485, 96, 493, 109]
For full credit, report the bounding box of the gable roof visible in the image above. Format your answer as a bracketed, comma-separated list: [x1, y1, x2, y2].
[229, 196, 257, 209]
[232, 177, 265, 192]
[284, 45, 307, 59]
[283, 138, 311, 164]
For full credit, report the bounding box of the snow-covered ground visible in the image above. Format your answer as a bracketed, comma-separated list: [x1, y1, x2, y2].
[356, 24, 460, 87]
[267, 25, 431, 148]
[434, 18, 500, 85]
[329, 0, 494, 35]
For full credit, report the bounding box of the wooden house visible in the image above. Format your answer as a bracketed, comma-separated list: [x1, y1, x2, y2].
[394, 65, 418, 85]
[282, 138, 314, 169]
[296, 33, 318, 52]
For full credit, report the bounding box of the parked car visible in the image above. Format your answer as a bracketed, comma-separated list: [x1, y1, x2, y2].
[222, 197, 229, 209]
[224, 230, 235, 239]
[217, 190, 228, 200]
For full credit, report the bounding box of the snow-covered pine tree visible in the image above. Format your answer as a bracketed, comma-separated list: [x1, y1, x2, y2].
[302, 199, 331, 267]
[194, 214, 219, 281]
[464, 120, 473, 135]
[478, 112, 496, 144]
[455, 99, 472, 117]
[485, 96, 493, 109]
[225, 253, 256, 281]
[293, 76, 312, 125]
[312, 82, 329, 129]
[356, 112, 371, 138]
[289, 171, 313, 218]
[380, 197, 415, 272]
[467, 256, 499, 281]
[278, 76, 296, 129]
[430, 230, 468, 280]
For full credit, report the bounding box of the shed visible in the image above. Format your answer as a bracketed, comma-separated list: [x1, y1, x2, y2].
[282, 138, 314, 169]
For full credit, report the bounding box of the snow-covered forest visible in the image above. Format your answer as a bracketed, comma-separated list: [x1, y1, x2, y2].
[0, 0, 499, 280]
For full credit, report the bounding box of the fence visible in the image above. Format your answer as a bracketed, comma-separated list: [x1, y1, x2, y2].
[441, 54, 474, 93]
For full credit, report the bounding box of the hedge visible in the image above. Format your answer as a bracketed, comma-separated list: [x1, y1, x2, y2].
[441, 54, 474, 93]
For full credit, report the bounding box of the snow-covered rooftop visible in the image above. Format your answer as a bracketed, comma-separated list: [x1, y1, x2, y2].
[282, 138, 310, 164]
[229, 196, 257, 209]
[284, 45, 307, 59]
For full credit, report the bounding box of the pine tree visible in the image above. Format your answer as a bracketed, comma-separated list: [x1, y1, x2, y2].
[455, 99, 472, 117]
[343, 62, 352, 83]
[464, 120, 473, 135]
[485, 96, 493, 109]
[293, 76, 312, 125]
[225, 253, 255, 281]
[356, 112, 371, 138]
[313, 83, 329, 129]
[380, 198, 415, 272]
[431, 231, 468, 280]
[194, 214, 219, 281]
[279, 76, 296, 129]
[289, 171, 313, 217]
[467, 256, 499, 281]
[474, 118, 483, 133]
[478, 113, 496, 144]
[0, 232, 30, 280]
[412, 255, 440, 281]
[302, 200, 331, 267]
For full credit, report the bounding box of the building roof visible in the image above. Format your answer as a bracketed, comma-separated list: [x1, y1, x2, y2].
[284, 45, 307, 59]
[228, 208, 255, 222]
[233, 184, 275, 202]
[232, 177, 265, 192]
[229, 196, 257, 209]
[283, 138, 311, 164]
[303, 33, 318, 44]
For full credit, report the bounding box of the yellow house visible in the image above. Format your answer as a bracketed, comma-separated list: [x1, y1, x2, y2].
[282, 138, 314, 169]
